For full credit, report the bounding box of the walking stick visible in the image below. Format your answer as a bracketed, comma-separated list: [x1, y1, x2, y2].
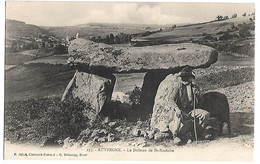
[193, 89, 198, 144]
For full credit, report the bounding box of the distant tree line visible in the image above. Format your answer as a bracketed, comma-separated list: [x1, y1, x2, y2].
[6, 40, 39, 53]
[90, 29, 162, 44]
[90, 33, 132, 44]
[216, 12, 255, 21]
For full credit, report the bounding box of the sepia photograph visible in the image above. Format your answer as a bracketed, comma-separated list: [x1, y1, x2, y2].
[3, 0, 256, 161]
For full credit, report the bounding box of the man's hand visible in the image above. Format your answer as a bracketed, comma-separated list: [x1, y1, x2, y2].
[192, 87, 199, 95]
[174, 107, 182, 118]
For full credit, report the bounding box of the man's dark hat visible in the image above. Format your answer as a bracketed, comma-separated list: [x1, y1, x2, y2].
[179, 66, 195, 78]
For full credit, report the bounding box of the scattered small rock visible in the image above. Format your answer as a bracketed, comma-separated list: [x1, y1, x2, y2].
[107, 133, 115, 142]
[136, 121, 143, 128]
[114, 126, 123, 132]
[93, 136, 99, 142]
[99, 129, 108, 135]
[102, 117, 110, 124]
[121, 130, 128, 136]
[154, 132, 170, 141]
[90, 129, 99, 138]
[132, 128, 141, 137]
[147, 130, 155, 140]
[98, 137, 107, 142]
[63, 137, 76, 148]
[108, 121, 118, 128]
[140, 130, 148, 138]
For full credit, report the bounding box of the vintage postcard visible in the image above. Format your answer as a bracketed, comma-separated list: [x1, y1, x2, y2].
[4, 1, 255, 161]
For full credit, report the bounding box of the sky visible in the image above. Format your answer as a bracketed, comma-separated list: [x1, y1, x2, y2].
[6, 1, 255, 26]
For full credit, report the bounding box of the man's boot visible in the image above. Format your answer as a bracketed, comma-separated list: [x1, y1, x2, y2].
[203, 126, 214, 140]
[173, 135, 182, 145]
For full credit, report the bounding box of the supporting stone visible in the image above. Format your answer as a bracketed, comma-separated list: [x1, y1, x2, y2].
[150, 73, 181, 131]
[139, 69, 180, 120]
[62, 71, 115, 121]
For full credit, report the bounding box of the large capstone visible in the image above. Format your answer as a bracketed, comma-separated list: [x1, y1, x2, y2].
[61, 71, 115, 121]
[68, 38, 218, 73]
[150, 73, 182, 132]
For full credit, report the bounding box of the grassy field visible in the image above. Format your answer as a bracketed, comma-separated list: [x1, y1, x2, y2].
[5, 64, 75, 101]
[5, 49, 53, 65]
[25, 54, 69, 65]
[6, 50, 37, 65]
[144, 16, 253, 39]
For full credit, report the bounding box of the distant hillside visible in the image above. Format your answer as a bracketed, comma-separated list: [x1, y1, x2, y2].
[6, 19, 48, 38]
[139, 16, 254, 40]
[42, 23, 165, 38]
[131, 16, 255, 57]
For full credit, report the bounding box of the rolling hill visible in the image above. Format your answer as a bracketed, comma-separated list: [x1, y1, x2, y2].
[133, 15, 254, 43]
[131, 16, 255, 57]
[6, 19, 49, 38]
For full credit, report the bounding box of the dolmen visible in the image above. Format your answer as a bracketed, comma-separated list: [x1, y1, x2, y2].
[62, 38, 218, 124]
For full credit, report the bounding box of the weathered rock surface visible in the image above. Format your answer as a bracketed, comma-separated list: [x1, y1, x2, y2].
[61, 71, 115, 121]
[140, 70, 177, 119]
[68, 38, 218, 73]
[150, 73, 181, 132]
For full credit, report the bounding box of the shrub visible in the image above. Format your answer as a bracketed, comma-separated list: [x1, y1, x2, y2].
[216, 31, 225, 35]
[232, 14, 237, 18]
[223, 16, 229, 20]
[216, 15, 223, 21]
[239, 27, 251, 38]
[52, 44, 68, 54]
[129, 85, 142, 106]
[172, 25, 177, 30]
[4, 98, 60, 143]
[5, 97, 94, 143]
[219, 32, 237, 41]
[203, 34, 217, 41]
[38, 97, 92, 140]
[231, 24, 239, 31]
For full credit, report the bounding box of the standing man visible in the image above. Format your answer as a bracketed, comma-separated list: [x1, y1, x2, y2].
[168, 66, 210, 144]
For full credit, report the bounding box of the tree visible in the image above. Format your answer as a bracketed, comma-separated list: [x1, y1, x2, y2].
[97, 36, 101, 43]
[105, 35, 110, 44]
[109, 34, 115, 44]
[232, 13, 237, 18]
[115, 35, 121, 44]
[172, 25, 176, 30]
[224, 16, 229, 20]
[90, 36, 96, 42]
[216, 15, 223, 21]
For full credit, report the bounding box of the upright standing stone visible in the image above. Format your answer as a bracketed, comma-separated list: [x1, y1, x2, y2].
[62, 71, 115, 121]
[139, 69, 179, 119]
[150, 73, 182, 132]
